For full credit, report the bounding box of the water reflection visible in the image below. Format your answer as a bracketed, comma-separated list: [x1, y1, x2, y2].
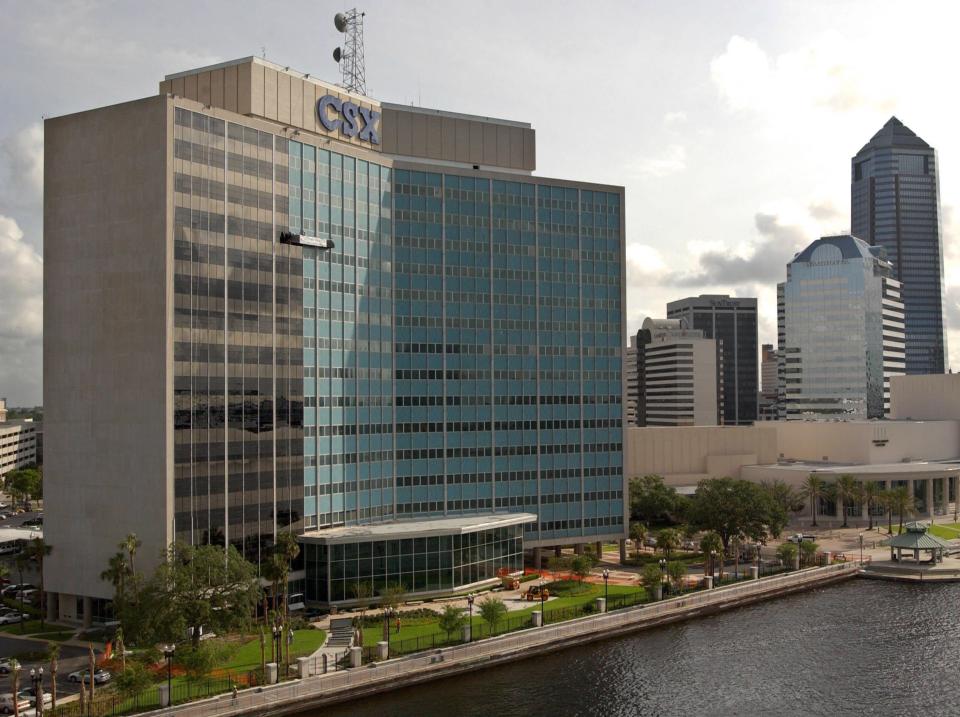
[305, 581, 960, 716]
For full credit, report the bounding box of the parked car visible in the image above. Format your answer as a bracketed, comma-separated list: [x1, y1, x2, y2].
[20, 519, 41, 528]
[20, 589, 39, 604]
[644, 536, 658, 548]
[17, 687, 52, 708]
[67, 669, 111, 685]
[0, 613, 29, 625]
[0, 659, 11, 675]
[681, 539, 697, 551]
[0, 693, 32, 714]
[787, 534, 817, 544]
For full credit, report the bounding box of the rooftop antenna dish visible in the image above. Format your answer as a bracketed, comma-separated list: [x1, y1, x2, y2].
[331, 8, 367, 95]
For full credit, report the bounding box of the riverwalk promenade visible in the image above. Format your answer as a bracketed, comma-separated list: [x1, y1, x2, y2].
[138, 562, 859, 717]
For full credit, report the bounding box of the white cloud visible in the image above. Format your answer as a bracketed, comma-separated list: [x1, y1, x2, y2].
[663, 111, 687, 126]
[0, 215, 42, 405]
[626, 144, 687, 179]
[0, 124, 43, 209]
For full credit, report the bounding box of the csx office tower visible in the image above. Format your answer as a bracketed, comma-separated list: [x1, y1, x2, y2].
[43, 57, 626, 619]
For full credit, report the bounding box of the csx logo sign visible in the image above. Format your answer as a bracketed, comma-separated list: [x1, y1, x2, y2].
[316, 95, 381, 145]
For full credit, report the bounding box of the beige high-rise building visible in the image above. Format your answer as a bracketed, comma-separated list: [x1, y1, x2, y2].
[43, 56, 627, 622]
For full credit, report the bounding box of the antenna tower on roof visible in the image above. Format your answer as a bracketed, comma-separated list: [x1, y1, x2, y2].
[332, 9, 367, 95]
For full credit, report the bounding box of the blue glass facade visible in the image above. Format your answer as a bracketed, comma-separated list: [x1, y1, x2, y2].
[288, 141, 625, 546]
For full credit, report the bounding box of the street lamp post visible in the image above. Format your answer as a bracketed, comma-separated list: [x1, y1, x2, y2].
[658, 558, 666, 595]
[539, 577, 546, 625]
[466, 594, 475, 643]
[602, 568, 609, 605]
[859, 533, 864, 563]
[162, 644, 176, 706]
[30, 667, 43, 717]
[272, 625, 281, 667]
[756, 544, 762, 576]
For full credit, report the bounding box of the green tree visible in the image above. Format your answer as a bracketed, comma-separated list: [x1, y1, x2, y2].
[699, 532, 723, 580]
[802, 475, 826, 527]
[547, 554, 572, 576]
[113, 661, 154, 699]
[666, 561, 686, 593]
[274, 531, 301, 618]
[4, 468, 40, 510]
[688, 478, 786, 555]
[656, 528, 680, 558]
[177, 643, 223, 684]
[863, 481, 881, 531]
[762, 480, 805, 515]
[799, 541, 819, 568]
[100, 552, 131, 609]
[478, 596, 507, 637]
[146, 542, 260, 647]
[47, 643, 60, 709]
[14, 553, 27, 633]
[833, 475, 859, 528]
[629, 474, 687, 525]
[438, 604, 467, 641]
[261, 553, 286, 616]
[630, 522, 648, 558]
[121, 533, 142, 575]
[570, 554, 593, 584]
[776, 542, 798, 568]
[26, 537, 52, 629]
[890, 485, 914, 533]
[350, 581, 374, 644]
[378, 582, 407, 611]
[640, 563, 663, 598]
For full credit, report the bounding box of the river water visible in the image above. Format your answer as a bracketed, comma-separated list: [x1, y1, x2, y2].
[304, 580, 960, 717]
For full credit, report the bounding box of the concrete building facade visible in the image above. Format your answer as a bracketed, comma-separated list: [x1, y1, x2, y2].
[666, 295, 757, 426]
[44, 57, 626, 618]
[634, 318, 720, 427]
[0, 399, 40, 478]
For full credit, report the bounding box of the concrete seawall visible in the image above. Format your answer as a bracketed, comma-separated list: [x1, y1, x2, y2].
[143, 563, 859, 717]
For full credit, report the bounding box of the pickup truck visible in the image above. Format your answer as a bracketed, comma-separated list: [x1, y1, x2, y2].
[787, 534, 817, 544]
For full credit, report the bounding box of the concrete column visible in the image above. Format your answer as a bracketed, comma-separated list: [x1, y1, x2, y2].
[265, 663, 278, 684]
[595, 541, 603, 560]
[296, 656, 310, 677]
[82, 596, 92, 629]
[574, 543, 584, 556]
[749, 566, 759, 580]
[376, 641, 389, 661]
[533, 547, 542, 570]
[349, 647, 362, 668]
[531, 611, 543, 627]
[554, 546, 562, 558]
[46, 591, 58, 624]
[703, 575, 713, 589]
[926, 478, 934, 516]
[619, 539, 627, 562]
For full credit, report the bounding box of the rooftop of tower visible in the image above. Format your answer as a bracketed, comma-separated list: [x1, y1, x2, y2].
[855, 116, 932, 155]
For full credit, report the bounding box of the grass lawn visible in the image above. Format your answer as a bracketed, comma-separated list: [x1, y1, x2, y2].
[218, 628, 326, 672]
[361, 581, 646, 649]
[879, 522, 960, 540]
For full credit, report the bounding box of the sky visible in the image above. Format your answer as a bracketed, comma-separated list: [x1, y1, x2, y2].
[2, 0, 960, 406]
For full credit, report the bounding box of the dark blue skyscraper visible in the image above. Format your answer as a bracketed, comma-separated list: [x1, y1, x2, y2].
[851, 117, 947, 375]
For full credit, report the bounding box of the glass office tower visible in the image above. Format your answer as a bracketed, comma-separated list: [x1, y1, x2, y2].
[851, 117, 947, 375]
[45, 57, 626, 616]
[777, 235, 905, 420]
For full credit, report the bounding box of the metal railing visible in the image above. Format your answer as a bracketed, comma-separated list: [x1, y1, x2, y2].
[139, 562, 859, 717]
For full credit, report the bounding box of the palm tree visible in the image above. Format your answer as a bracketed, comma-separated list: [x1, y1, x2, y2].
[630, 522, 647, 558]
[261, 553, 286, 617]
[880, 490, 894, 534]
[890, 485, 915, 533]
[100, 552, 129, 603]
[10, 659, 20, 717]
[14, 554, 27, 634]
[656, 528, 679, 559]
[834, 475, 859, 529]
[47, 643, 60, 709]
[274, 531, 301, 619]
[762, 480, 803, 515]
[863, 482, 881, 531]
[121, 533, 142, 575]
[27, 537, 52, 629]
[802, 475, 826, 527]
[699, 531, 723, 581]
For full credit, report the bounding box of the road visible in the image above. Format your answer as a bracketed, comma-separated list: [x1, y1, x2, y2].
[0, 635, 89, 698]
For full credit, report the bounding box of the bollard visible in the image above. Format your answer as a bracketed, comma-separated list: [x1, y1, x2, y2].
[750, 566, 759, 580]
[265, 662, 278, 684]
[654, 583, 663, 601]
[349, 646, 362, 668]
[158, 683, 170, 708]
[704, 575, 713, 590]
[296, 656, 310, 678]
[377, 641, 389, 661]
[532, 610, 543, 627]
[322, 653, 329, 673]
[462, 624, 472, 642]
[595, 597, 606, 614]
